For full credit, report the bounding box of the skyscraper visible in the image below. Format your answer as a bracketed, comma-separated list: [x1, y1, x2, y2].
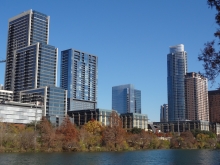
[112, 84, 141, 114]
[185, 72, 209, 121]
[4, 10, 57, 100]
[134, 89, 141, 113]
[60, 49, 98, 111]
[167, 44, 187, 121]
[5, 10, 51, 91]
[160, 104, 168, 122]
[2, 10, 66, 124]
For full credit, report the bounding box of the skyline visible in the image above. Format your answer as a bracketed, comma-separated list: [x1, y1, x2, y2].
[0, 0, 219, 122]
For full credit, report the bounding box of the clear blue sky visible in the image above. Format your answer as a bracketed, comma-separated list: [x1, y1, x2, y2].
[0, 0, 218, 122]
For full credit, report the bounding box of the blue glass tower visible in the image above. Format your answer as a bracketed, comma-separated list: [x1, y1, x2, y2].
[112, 84, 141, 114]
[134, 89, 141, 113]
[167, 44, 187, 121]
[60, 49, 98, 111]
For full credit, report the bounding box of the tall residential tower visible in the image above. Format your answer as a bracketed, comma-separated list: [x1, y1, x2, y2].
[167, 44, 187, 121]
[4, 10, 57, 101]
[3, 10, 66, 123]
[60, 49, 98, 111]
[185, 72, 209, 121]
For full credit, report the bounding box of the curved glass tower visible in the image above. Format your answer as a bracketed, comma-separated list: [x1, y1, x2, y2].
[167, 44, 187, 121]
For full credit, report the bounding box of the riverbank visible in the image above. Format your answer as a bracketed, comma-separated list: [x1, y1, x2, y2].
[0, 116, 220, 153]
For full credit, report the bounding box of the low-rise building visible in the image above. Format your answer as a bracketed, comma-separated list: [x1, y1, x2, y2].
[68, 108, 113, 126]
[153, 120, 210, 133]
[120, 113, 148, 131]
[0, 90, 13, 102]
[0, 101, 42, 124]
[19, 86, 67, 125]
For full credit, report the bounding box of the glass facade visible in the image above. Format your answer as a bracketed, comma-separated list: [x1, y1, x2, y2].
[167, 44, 187, 121]
[134, 89, 141, 113]
[5, 10, 50, 91]
[12, 43, 57, 101]
[60, 49, 98, 111]
[38, 44, 57, 87]
[160, 104, 168, 122]
[112, 84, 141, 114]
[19, 86, 67, 119]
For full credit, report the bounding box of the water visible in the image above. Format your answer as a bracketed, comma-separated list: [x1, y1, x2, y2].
[0, 150, 220, 165]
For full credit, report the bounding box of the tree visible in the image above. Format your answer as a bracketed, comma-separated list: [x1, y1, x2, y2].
[57, 117, 78, 151]
[198, 0, 220, 83]
[83, 119, 103, 150]
[103, 111, 126, 150]
[38, 117, 56, 151]
[130, 127, 143, 134]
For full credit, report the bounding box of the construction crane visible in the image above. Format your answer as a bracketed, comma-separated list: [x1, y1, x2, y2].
[0, 60, 6, 63]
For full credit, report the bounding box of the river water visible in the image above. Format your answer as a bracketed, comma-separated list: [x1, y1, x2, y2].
[0, 149, 220, 165]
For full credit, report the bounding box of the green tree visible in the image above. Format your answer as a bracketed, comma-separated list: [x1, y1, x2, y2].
[198, 0, 220, 83]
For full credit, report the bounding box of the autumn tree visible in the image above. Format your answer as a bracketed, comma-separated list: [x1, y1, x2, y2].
[19, 130, 35, 151]
[83, 119, 103, 150]
[179, 131, 196, 149]
[198, 0, 220, 83]
[57, 117, 78, 151]
[38, 117, 57, 151]
[103, 111, 126, 150]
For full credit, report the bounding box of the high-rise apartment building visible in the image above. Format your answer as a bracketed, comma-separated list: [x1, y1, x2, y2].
[208, 89, 220, 123]
[185, 72, 209, 121]
[60, 49, 98, 111]
[4, 10, 57, 100]
[160, 104, 168, 122]
[167, 44, 187, 121]
[112, 84, 141, 114]
[2, 9, 66, 125]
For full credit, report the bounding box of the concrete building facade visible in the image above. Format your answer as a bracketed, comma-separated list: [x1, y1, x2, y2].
[185, 72, 209, 121]
[0, 90, 13, 102]
[208, 89, 220, 123]
[0, 101, 42, 124]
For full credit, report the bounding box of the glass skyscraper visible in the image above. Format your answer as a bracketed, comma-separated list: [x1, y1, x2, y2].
[134, 89, 141, 113]
[3, 9, 66, 124]
[60, 49, 98, 111]
[112, 84, 141, 114]
[167, 44, 187, 121]
[4, 9, 57, 100]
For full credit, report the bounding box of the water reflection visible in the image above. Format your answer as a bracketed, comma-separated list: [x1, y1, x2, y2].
[0, 150, 219, 165]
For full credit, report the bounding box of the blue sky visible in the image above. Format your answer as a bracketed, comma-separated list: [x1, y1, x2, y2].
[0, 0, 218, 122]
